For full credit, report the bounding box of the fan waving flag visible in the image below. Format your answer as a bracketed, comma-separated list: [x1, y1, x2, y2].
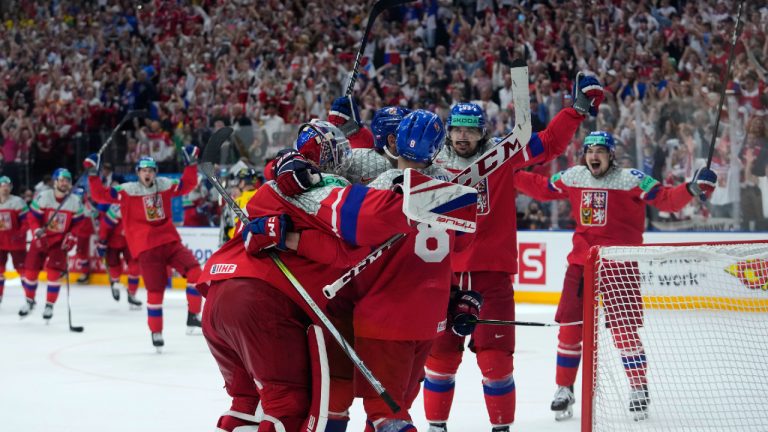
[725, 259, 768, 291]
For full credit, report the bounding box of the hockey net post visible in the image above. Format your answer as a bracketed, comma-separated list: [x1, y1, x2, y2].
[583, 240, 768, 432]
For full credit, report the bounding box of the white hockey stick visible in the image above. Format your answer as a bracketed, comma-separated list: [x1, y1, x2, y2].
[322, 61, 531, 299]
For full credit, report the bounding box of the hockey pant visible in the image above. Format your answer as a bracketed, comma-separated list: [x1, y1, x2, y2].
[424, 271, 516, 428]
[138, 241, 203, 333]
[203, 278, 330, 432]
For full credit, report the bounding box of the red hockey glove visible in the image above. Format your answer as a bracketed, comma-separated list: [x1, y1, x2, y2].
[329, 96, 362, 136]
[687, 167, 717, 202]
[572, 74, 604, 117]
[83, 153, 100, 175]
[449, 289, 483, 337]
[241, 214, 293, 251]
[61, 234, 77, 251]
[273, 150, 322, 196]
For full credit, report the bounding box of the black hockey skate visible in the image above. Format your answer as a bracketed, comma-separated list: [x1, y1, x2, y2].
[151, 332, 164, 353]
[110, 282, 121, 301]
[42, 302, 54, 322]
[18, 298, 36, 318]
[127, 291, 143, 310]
[551, 385, 575, 421]
[76, 272, 90, 284]
[491, 426, 510, 432]
[629, 385, 650, 421]
[186, 312, 202, 335]
[427, 423, 447, 432]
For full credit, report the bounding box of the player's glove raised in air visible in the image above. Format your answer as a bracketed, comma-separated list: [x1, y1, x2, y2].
[448, 289, 483, 337]
[273, 150, 322, 196]
[96, 239, 108, 258]
[572, 74, 604, 117]
[687, 167, 717, 202]
[241, 214, 293, 251]
[328, 96, 362, 136]
[182, 145, 200, 165]
[83, 153, 100, 175]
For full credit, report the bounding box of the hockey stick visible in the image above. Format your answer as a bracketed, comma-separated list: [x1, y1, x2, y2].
[323, 60, 531, 299]
[199, 129, 402, 414]
[64, 267, 84, 332]
[705, 0, 745, 169]
[344, 0, 415, 96]
[472, 318, 583, 327]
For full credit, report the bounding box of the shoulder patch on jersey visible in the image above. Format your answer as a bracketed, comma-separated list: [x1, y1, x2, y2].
[314, 175, 350, 189]
[638, 174, 659, 193]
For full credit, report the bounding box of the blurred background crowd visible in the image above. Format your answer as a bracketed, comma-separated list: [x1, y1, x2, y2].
[0, 0, 766, 231]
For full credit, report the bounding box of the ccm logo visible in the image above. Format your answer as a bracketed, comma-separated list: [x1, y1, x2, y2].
[210, 263, 237, 274]
[518, 243, 546, 285]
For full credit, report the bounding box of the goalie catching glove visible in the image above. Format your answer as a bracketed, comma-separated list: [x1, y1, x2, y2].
[273, 150, 322, 196]
[687, 167, 717, 202]
[241, 214, 293, 251]
[448, 289, 483, 337]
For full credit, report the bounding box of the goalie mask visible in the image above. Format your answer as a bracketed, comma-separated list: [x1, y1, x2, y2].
[396, 109, 446, 164]
[295, 120, 351, 175]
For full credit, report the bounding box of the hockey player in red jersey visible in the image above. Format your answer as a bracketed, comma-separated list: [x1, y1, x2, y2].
[424, 75, 605, 432]
[86, 149, 203, 350]
[328, 96, 375, 149]
[97, 204, 142, 309]
[344, 106, 409, 184]
[515, 130, 717, 421]
[0, 176, 28, 305]
[71, 187, 95, 284]
[19, 168, 84, 321]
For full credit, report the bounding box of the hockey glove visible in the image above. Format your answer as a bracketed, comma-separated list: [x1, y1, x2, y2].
[274, 150, 322, 196]
[687, 167, 717, 202]
[572, 74, 604, 117]
[449, 289, 483, 337]
[328, 96, 362, 136]
[61, 234, 77, 252]
[83, 153, 100, 175]
[182, 145, 200, 165]
[241, 214, 293, 251]
[96, 240, 108, 258]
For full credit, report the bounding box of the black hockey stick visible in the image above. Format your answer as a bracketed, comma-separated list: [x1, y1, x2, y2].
[65, 267, 84, 332]
[344, 0, 415, 96]
[705, 0, 745, 169]
[471, 318, 583, 327]
[199, 128, 401, 414]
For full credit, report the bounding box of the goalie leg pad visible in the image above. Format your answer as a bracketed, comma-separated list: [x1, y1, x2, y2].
[301, 324, 329, 432]
[423, 341, 463, 423]
[555, 324, 583, 387]
[215, 409, 260, 432]
[477, 349, 516, 426]
[611, 326, 648, 388]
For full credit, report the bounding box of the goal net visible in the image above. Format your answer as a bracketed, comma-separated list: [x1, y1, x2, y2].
[582, 240, 768, 432]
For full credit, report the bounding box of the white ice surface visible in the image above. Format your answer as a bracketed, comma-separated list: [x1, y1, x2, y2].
[0, 280, 582, 431]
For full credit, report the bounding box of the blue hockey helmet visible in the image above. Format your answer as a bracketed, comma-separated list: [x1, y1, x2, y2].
[371, 106, 411, 151]
[583, 131, 615, 153]
[396, 110, 446, 164]
[295, 119, 351, 174]
[447, 102, 486, 135]
[52, 168, 73, 181]
[136, 156, 158, 171]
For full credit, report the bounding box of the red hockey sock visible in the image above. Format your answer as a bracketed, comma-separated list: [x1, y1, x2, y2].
[478, 349, 516, 427]
[555, 325, 583, 387]
[127, 275, 139, 295]
[186, 284, 202, 314]
[108, 266, 122, 282]
[423, 350, 462, 423]
[611, 326, 647, 388]
[22, 272, 38, 300]
[45, 269, 63, 304]
[146, 290, 164, 333]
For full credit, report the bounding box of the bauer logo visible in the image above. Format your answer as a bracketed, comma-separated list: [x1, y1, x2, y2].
[518, 242, 546, 285]
[210, 263, 237, 274]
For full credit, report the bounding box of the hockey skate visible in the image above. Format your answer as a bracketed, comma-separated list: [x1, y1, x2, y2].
[42, 302, 54, 322]
[551, 385, 575, 421]
[186, 312, 202, 335]
[491, 427, 510, 432]
[427, 422, 447, 432]
[110, 282, 122, 301]
[76, 272, 90, 284]
[18, 298, 36, 318]
[629, 385, 650, 421]
[127, 291, 143, 310]
[151, 332, 164, 353]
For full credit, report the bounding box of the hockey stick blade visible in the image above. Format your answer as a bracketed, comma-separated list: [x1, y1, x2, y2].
[472, 318, 583, 327]
[345, 0, 415, 96]
[70, 325, 84, 332]
[202, 126, 235, 166]
[324, 63, 532, 299]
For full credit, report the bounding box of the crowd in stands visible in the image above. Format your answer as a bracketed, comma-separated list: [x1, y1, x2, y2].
[0, 0, 766, 231]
